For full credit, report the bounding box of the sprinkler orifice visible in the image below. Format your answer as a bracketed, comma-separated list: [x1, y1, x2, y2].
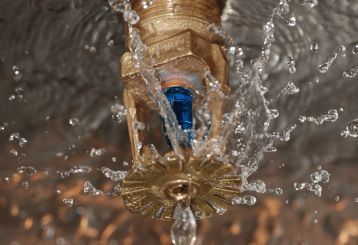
[119, 0, 241, 220]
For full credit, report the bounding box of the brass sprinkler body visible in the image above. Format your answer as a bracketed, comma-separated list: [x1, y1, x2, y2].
[119, 0, 240, 220]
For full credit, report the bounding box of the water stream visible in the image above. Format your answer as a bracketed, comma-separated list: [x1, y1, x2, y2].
[108, 0, 358, 244]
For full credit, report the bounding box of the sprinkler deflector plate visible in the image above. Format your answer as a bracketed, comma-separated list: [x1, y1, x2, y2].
[119, 152, 241, 220]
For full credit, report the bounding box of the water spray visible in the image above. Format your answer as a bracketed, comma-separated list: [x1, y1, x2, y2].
[118, 0, 241, 221]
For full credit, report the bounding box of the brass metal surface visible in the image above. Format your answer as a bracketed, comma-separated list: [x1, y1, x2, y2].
[120, 152, 241, 220]
[119, 0, 236, 220]
[120, 0, 229, 107]
[120, 0, 229, 165]
[130, 0, 222, 45]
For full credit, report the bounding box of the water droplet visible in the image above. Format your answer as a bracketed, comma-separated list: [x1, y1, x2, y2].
[56, 237, 67, 245]
[310, 42, 319, 52]
[83, 181, 104, 196]
[227, 46, 244, 68]
[63, 198, 74, 207]
[234, 124, 245, 134]
[228, 46, 236, 62]
[334, 195, 340, 202]
[269, 109, 279, 119]
[88, 46, 97, 53]
[286, 16, 296, 27]
[19, 138, 28, 148]
[111, 103, 126, 123]
[298, 0, 318, 8]
[232, 195, 257, 206]
[141, 1, 152, 9]
[257, 85, 268, 95]
[287, 56, 296, 73]
[171, 207, 197, 245]
[299, 109, 338, 125]
[107, 39, 114, 47]
[136, 142, 143, 150]
[294, 182, 306, 190]
[265, 144, 277, 153]
[69, 118, 80, 126]
[246, 180, 267, 193]
[134, 121, 145, 130]
[17, 166, 37, 176]
[9, 132, 21, 142]
[0, 122, 7, 131]
[89, 148, 106, 157]
[319, 45, 346, 73]
[298, 116, 306, 123]
[21, 181, 30, 189]
[101, 167, 127, 181]
[263, 21, 274, 34]
[215, 207, 227, 215]
[8, 94, 16, 101]
[69, 144, 77, 151]
[337, 45, 346, 53]
[10, 149, 18, 157]
[280, 1, 290, 14]
[59, 165, 92, 179]
[271, 124, 297, 142]
[352, 44, 358, 55]
[123, 10, 140, 25]
[326, 109, 339, 123]
[281, 81, 300, 95]
[309, 183, 322, 197]
[207, 24, 236, 49]
[205, 71, 221, 89]
[275, 188, 283, 195]
[343, 63, 358, 79]
[319, 64, 330, 73]
[56, 152, 64, 157]
[12, 65, 22, 82]
[108, 0, 129, 13]
[310, 170, 330, 183]
[15, 86, 24, 93]
[341, 119, 358, 138]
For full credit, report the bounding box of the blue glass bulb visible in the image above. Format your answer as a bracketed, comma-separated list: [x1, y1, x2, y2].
[163, 86, 193, 146]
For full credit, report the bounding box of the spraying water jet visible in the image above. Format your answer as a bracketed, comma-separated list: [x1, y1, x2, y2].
[118, 0, 241, 220]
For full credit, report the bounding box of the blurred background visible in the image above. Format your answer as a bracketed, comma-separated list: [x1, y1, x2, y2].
[0, 0, 358, 244]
